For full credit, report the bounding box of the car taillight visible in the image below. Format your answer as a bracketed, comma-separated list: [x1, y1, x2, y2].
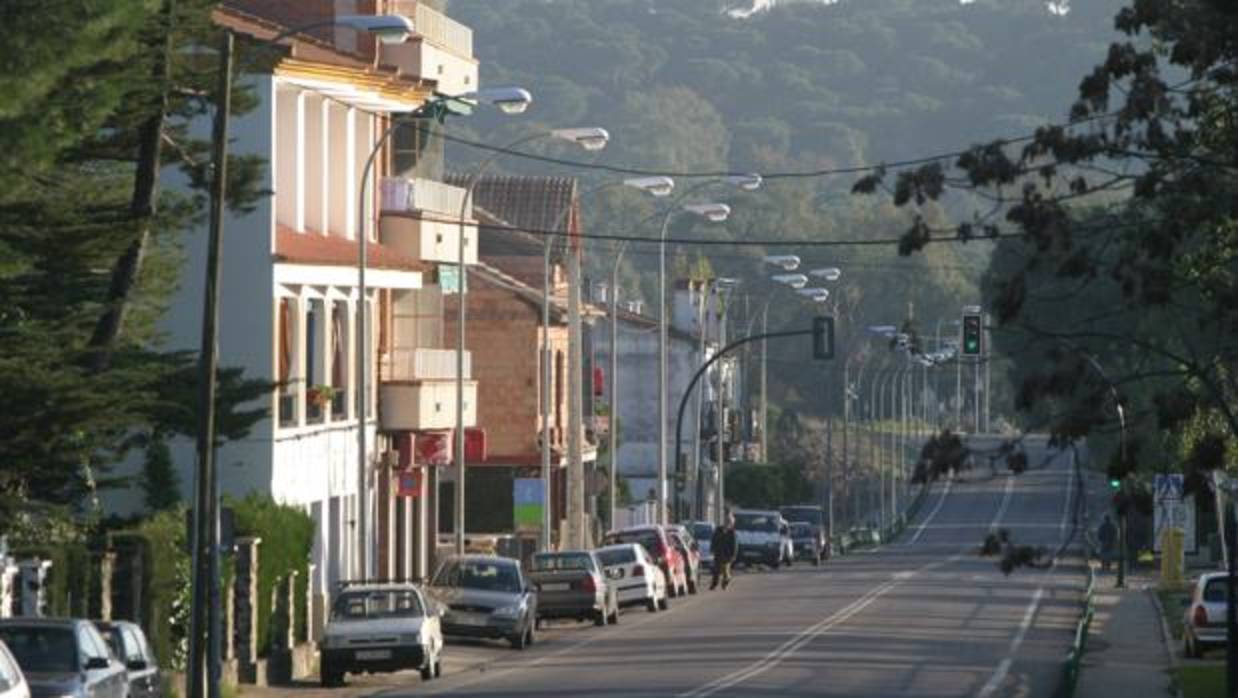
[1193, 605, 1208, 627]
[632, 565, 645, 578]
[576, 576, 598, 593]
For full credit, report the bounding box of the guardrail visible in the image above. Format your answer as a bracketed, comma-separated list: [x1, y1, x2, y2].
[1060, 562, 1097, 697]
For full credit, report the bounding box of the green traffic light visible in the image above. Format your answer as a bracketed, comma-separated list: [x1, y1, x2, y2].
[1109, 478, 1121, 489]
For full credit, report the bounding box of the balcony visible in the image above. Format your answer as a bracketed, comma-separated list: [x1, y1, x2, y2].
[380, 1, 478, 95]
[380, 348, 477, 431]
[379, 177, 478, 265]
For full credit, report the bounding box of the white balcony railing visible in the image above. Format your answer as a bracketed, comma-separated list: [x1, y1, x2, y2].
[390, 347, 471, 381]
[390, 0, 474, 58]
[381, 176, 471, 218]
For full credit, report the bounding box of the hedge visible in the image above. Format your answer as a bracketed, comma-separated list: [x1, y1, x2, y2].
[228, 494, 313, 655]
[13, 541, 92, 618]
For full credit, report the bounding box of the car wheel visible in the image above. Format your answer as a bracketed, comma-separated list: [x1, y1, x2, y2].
[320, 663, 343, 687]
[509, 628, 528, 650]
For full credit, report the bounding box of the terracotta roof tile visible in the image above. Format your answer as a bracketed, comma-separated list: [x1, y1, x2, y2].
[446, 173, 578, 258]
[274, 225, 424, 272]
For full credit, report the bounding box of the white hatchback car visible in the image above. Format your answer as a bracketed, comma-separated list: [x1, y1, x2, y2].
[0, 640, 29, 698]
[320, 582, 444, 686]
[595, 544, 669, 613]
[1183, 571, 1231, 658]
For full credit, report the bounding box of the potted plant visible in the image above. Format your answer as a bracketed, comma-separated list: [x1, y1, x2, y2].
[307, 384, 336, 408]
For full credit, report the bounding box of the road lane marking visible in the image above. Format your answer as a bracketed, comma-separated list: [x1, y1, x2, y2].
[989, 475, 1014, 531]
[677, 555, 962, 698]
[907, 477, 954, 544]
[977, 453, 1076, 697]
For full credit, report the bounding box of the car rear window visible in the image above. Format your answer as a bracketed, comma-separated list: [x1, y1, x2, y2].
[0, 626, 77, 672]
[605, 530, 661, 556]
[596, 547, 637, 566]
[1203, 578, 1234, 603]
[331, 589, 424, 620]
[532, 553, 593, 572]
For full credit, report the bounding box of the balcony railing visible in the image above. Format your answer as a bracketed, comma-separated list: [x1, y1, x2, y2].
[390, 0, 474, 58]
[381, 177, 471, 218]
[389, 347, 471, 381]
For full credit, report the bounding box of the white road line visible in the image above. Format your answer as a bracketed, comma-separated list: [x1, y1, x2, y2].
[416, 592, 711, 696]
[977, 454, 1076, 697]
[908, 477, 954, 544]
[677, 554, 962, 698]
[989, 475, 1014, 531]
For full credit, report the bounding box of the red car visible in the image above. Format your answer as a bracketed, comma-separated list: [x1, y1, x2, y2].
[602, 525, 689, 597]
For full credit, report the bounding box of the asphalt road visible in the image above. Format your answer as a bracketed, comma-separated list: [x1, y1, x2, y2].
[284, 437, 1090, 698]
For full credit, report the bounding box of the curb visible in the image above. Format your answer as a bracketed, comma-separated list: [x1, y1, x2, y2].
[1147, 588, 1184, 698]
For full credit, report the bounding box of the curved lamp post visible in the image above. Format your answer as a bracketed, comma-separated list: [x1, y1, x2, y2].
[536, 175, 670, 551]
[452, 126, 610, 556]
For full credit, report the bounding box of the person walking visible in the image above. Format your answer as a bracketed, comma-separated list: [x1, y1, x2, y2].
[1097, 514, 1118, 571]
[710, 512, 738, 590]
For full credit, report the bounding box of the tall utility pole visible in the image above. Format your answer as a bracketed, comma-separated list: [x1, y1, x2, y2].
[760, 308, 768, 462]
[984, 312, 992, 433]
[188, 29, 232, 698]
[566, 225, 586, 547]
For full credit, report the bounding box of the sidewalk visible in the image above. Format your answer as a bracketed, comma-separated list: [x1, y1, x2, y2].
[1077, 568, 1179, 698]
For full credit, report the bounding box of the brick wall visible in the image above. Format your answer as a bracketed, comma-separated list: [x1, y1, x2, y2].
[445, 282, 568, 461]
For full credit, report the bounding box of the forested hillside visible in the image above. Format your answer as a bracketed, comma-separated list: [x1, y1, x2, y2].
[446, 0, 1129, 413]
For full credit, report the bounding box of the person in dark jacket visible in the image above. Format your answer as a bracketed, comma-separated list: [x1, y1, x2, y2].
[710, 513, 739, 590]
[1098, 515, 1118, 571]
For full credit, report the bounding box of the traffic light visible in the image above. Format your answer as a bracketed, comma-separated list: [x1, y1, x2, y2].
[1109, 477, 1121, 490]
[812, 316, 835, 360]
[961, 314, 982, 356]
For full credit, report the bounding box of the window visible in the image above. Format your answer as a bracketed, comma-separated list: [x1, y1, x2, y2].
[121, 627, 144, 662]
[330, 301, 349, 419]
[531, 553, 594, 572]
[330, 589, 424, 620]
[433, 560, 521, 593]
[278, 298, 296, 427]
[554, 350, 565, 434]
[0, 626, 77, 672]
[595, 547, 636, 567]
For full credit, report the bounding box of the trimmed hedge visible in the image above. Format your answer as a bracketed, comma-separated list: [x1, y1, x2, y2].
[113, 506, 191, 671]
[229, 494, 313, 655]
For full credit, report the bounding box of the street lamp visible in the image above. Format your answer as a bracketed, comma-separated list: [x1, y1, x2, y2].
[454, 125, 610, 557]
[537, 174, 669, 551]
[764, 255, 801, 271]
[772, 273, 809, 289]
[810, 267, 842, 282]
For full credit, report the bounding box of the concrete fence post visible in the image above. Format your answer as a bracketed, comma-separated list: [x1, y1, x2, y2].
[232, 536, 261, 666]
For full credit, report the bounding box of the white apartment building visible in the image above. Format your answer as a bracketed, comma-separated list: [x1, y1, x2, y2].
[105, 1, 484, 625]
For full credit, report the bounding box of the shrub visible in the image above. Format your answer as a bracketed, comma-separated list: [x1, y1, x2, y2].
[229, 494, 313, 655]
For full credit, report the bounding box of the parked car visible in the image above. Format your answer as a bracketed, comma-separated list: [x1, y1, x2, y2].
[426, 555, 537, 650]
[734, 510, 793, 569]
[688, 522, 715, 569]
[94, 621, 161, 698]
[528, 551, 619, 627]
[780, 505, 830, 561]
[1184, 571, 1231, 658]
[602, 526, 688, 597]
[0, 618, 127, 698]
[789, 522, 825, 565]
[318, 582, 444, 686]
[666, 525, 701, 594]
[0, 640, 30, 698]
[595, 543, 669, 613]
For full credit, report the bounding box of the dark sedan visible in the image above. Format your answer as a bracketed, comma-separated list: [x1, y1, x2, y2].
[95, 621, 161, 698]
[0, 618, 127, 698]
[528, 551, 618, 627]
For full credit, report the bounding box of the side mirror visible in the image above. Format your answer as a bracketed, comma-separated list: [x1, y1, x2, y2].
[126, 658, 148, 671]
[85, 657, 111, 670]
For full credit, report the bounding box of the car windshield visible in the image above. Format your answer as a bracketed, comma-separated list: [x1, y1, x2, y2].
[605, 530, 660, 557]
[0, 626, 77, 672]
[791, 523, 814, 537]
[735, 513, 778, 532]
[781, 508, 824, 526]
[331, 589, 424, 620]
[691, 524, 714, 541]
[434, 560, 522, 593]
[596, 547, 637, 567]
[532, 553, 593, 572]
[98, 626, 124, 659]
